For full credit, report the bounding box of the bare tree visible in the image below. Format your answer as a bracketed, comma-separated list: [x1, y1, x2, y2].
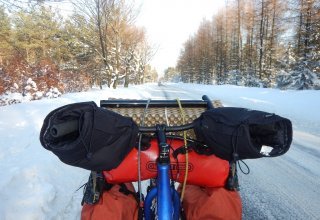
[70, 0, 147, 88]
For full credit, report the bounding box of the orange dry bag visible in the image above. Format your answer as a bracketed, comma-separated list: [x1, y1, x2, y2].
[81, 183, 138, 220]
[103, 138, 229, 187]
[182, 185, 242, 220]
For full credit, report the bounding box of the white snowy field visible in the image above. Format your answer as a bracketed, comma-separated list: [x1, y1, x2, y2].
[0, 83, 319, 219]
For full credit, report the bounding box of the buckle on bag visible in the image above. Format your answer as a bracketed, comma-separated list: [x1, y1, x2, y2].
[82, 171, 112, 205]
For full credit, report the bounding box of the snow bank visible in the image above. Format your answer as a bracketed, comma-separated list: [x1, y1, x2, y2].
[0, 85, 154, 219]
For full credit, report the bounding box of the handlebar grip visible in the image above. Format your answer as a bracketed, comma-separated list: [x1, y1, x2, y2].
[202, 95, 214, 110]
[50, 120, 79, 138]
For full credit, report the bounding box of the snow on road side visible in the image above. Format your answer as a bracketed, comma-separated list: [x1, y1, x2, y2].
[0, 86, 150, 220]
[168, 83, 320, 136]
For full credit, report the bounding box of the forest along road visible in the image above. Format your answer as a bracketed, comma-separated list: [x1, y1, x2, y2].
[147, 84, 320, 220]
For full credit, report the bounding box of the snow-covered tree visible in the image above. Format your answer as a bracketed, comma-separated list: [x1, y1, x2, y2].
[245, 73, 263, 87]
[277, 63, 320, 90]
[164, 67, 179, 82]
[225, 70, 245, 86]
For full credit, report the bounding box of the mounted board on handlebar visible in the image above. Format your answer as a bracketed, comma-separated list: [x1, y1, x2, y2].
[100, 95, 218, 137]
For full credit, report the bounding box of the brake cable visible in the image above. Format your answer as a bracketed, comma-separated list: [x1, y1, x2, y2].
[138, 99, 150, 206]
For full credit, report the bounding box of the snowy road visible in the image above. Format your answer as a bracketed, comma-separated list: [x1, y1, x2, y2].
[150, 84, 320, 220]
[1, 83, 319, 220]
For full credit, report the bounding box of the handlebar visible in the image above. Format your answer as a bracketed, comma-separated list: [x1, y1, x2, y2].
[49, 120, 195, 138]
[50, 120, 78, 138]
[139, 123, 194, 133]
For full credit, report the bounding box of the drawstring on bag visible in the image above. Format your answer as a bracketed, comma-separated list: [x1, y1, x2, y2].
[226, 124, 250, 191]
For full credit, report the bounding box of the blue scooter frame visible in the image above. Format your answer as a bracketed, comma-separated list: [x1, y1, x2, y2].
[144, 124, 180, 220]
[144, 164, 181, 220]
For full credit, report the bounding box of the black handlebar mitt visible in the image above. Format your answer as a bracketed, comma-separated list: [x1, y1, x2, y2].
[40, 102, 139, 171]
[193, 107, 292, 161]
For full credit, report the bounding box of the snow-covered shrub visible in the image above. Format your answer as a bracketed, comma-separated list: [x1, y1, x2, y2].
[0, 92, 23, 106]
[276, 65, 320, 90]
[276, 70, 291, 89]
[245, 74, 263, 87]
[9, 83, 19, 93]
[32, 59, 65, 95]
[62, 70, 90, 93]
[171, 75, 182, 83]
[23, 78, 39, 100]
[24, 78, 37, 91]
[260, 79, 272, 88]
[34, 91, 43, 100]
[225, 70, 245, 86]
[45, 87, 62, 98]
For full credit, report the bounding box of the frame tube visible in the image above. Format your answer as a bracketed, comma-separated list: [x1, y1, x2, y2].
[144, 187, 157, 220]
[157, 164, 173, 220]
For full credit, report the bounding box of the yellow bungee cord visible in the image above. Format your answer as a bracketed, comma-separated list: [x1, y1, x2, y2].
[176, 98, 189, 202]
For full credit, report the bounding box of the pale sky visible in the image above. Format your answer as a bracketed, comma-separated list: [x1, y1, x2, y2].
[51, 0, 225, 76]
[135, 0, 225, 76]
